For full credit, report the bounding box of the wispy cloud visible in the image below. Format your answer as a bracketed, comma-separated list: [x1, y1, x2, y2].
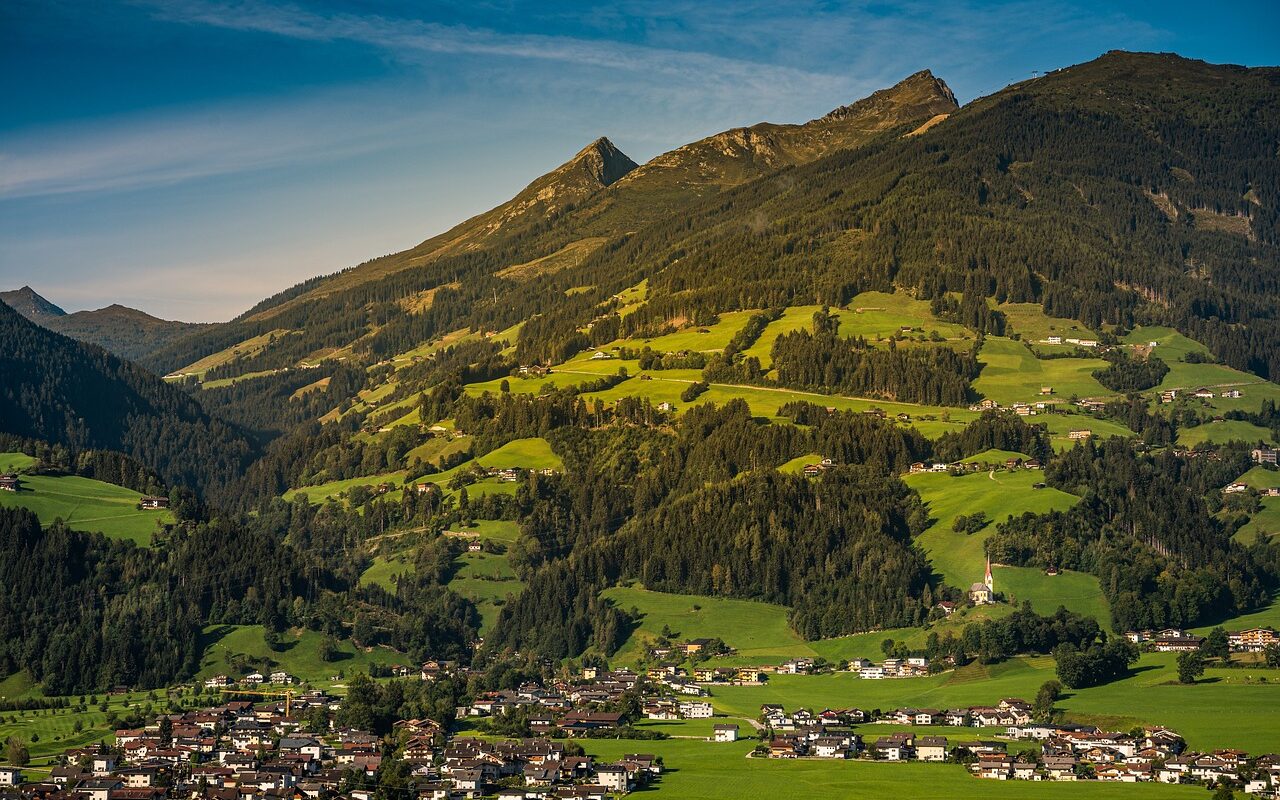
[140, 0, 846, 98]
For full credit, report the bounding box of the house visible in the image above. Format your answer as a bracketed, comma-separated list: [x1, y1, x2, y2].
[1040, 386, 1054, 395]
[76, 779, 124, 800]
[0, 474, 19, 492]
[1068, 429, 1092, 440]
[269, 671, 294, 684]
[1253, 447, 1278, 465]
[1230, 627, 1278, 652]
[1151, 631, 1204, 652]
[858, 665, 884, 680]
[242, 671, 264, 685]
[935, 601, 957, 616]
[803, 464, 822, 478]
[1193, 388, 1216, 399]
[1046, 336, 1062, 345]
[1222, 389, 1243, 399]
[713, 724, 739, 743]
[977, 755, 1013, 780]
[916, 736, 948, 762]
[680, 701, 713, 719]
[0, 768, 22, 786]
[595, 765, 629, 793]
[929, 462, 950, 472]
[140, 496, 169, 509]
[657, 401, 676, 412]
[205, 675, 228, 688]
[589, 351, 612, 360]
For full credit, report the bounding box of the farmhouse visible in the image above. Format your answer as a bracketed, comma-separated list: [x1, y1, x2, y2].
[0, 474, 18, 492]
[713, 724, 739, 743]
[1068, 429, 1093, 440]
[140, 496, 169, 509]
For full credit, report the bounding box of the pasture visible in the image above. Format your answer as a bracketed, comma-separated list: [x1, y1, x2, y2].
[973, 337, 1111, 405]
[196, 624, 409, 683]
[0, 466, 173, 545]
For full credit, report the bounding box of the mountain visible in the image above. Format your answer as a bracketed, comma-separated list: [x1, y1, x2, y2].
[0, 287, 205, 362]
[148, 70, 956, 372]
[46, 304, 207, 363]
[0, 286, 66, 320]
[0, 301, 252, 498]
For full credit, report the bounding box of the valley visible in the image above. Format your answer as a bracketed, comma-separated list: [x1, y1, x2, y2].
[1, 47, 1279, 800]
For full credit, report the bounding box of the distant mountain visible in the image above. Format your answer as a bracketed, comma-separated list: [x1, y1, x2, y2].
[0, 286, 66, 320]
[0, 287, 205, 363]
[0, 301, 251, 498]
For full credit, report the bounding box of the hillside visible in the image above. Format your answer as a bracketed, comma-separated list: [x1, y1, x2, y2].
[143, 70, 958, 376]
[0, 287, 205, 361]
[0, 301, 252, 499]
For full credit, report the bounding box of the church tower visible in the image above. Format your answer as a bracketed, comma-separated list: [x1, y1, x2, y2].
[984, 554, 994, 594]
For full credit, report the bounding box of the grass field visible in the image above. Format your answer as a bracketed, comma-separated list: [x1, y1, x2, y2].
[601, 310, 763, 355]
[1122, 326, 1211, 362]
[0, 464, 173, 545]
[0, 452, 35, 472]
[958, 449, 1032, 465]
[1177, 419, 1273, 447]
[1000, 303, 1101, 351]
[584, 737, 1204, 799]
[707, 653, 1280, 752]
[603, 586, 812, 664]
[448, 549, 524, 633]
[196, 625, 409, 683]
[903, 469, 1109, 623]
[777, 453, 823, 475]
[283, 469, 407, 504]
[973, 338, 1111, 405]
[741, 295, 973, 368]
[475, 437, 562, 470]
[359, 553, 413, 590]
[174, 328, 294, 378]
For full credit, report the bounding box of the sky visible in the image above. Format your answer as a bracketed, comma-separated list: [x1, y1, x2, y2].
[2, 1, 1277, 322]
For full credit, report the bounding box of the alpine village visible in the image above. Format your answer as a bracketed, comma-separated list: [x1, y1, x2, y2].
[3, 7, 1280, 799]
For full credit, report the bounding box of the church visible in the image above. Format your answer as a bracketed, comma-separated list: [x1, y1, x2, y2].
[969, 556, 995, 605]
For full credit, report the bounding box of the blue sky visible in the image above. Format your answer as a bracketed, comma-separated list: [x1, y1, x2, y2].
[2, 1, 1277, 321]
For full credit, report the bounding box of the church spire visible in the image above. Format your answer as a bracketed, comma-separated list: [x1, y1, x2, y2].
[984, 554, 994, 593]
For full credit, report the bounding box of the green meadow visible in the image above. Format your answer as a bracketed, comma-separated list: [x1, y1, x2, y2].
[905, 469, 1109, 625]
[706, 653, 1280, 752]
[586, 737, 1204, 800]
[447, 548, 524, 633]
[973, 337, 1111, 405]
[1000, 303, 1101, 351]
[196, 624, 409, 683]
[0, 461, 173, 546]
[1178, 419, 1273, 447]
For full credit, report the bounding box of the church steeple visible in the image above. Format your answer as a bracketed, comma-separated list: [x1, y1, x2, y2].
[984, 554, 994, 593]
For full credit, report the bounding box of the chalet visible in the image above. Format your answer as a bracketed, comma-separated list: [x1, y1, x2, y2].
[935, 601, 957, 616]
[858, 665, 884, 680]
[0, 474, 19, 492]
[1040, 386, 1054, 395]
[929, 462, 950, 472]
[657, 402, 676, 412]
[1150, 630, 1203, 652]
[1192, 388, 1216, 399]
[970, 399, 999, 411]
[909, 461, 926, 473]
[205, 675, 229, 689]
[467, 541, 483, 552]
[1078, 340, 1099, 348]
[268, 671, 294, 684]
[802, 464, 822, 478]
[140, 496, 169, 509]
[0, 768, 22, 786]
[1222, 389, 1243, 399]
[767, 738, 804, 759]
[1160, 390, 1179, 404]
[1067, 429, 1092, 440]
[589, 351, 612, 360]
[1224, 482, 1250, 493]
[1046, 336, 1062, 345]
[713, 724, 739, 743]
[944, 709, 970, 726]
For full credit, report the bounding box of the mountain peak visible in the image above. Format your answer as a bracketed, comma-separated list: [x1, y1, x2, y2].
[570, 136, 638, 187]
[820, 69, 957, 123]
[0, 286, 66, 320]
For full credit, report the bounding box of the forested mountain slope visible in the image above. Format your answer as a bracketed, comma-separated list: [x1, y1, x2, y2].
[0, 301, 252, 499]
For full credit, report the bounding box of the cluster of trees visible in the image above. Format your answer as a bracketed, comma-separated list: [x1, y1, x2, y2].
[986, 439, 1275, 630]
[1092, 350, 1170, 392]
[888, 604, 1108, 667]
[932, 410, 1052, 463]
[1053, 639, 1139, 688]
